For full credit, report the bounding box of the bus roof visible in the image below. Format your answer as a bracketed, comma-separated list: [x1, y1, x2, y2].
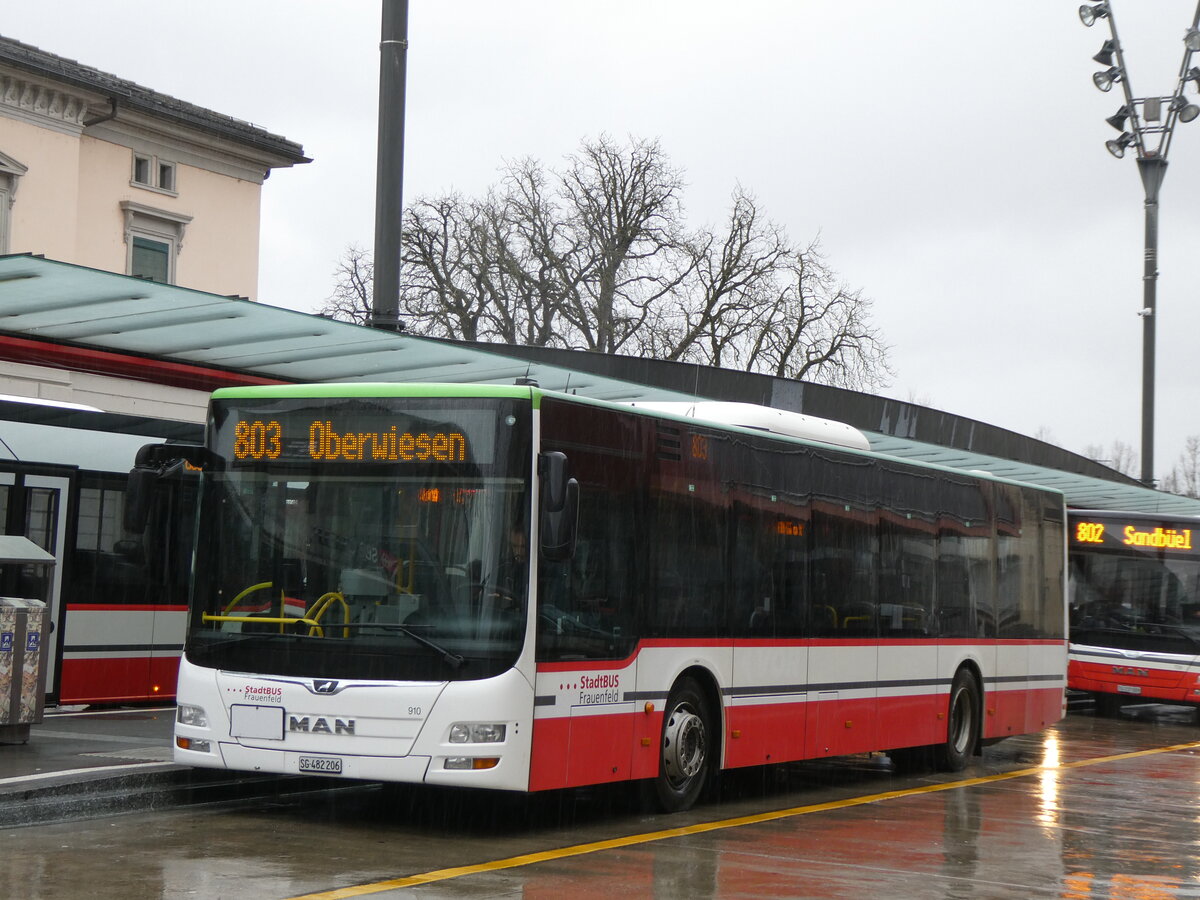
[208, 382, 1065, 501]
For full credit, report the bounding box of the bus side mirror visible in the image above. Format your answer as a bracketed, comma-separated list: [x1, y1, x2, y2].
[538, 451, 578, 562]
[124, 441, 208, 533]
[124, 465, 158, 533]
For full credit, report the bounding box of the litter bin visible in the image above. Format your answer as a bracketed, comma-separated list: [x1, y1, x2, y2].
[0, 535, 55, 745]
[0, 597, 47, 743]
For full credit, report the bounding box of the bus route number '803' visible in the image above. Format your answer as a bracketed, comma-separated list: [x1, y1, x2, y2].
[234, 420, 282, 460]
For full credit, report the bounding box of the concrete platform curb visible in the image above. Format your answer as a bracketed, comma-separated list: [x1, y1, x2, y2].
[0, 764, 345, 828]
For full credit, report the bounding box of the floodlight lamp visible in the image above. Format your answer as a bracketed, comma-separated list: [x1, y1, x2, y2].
[1092, 40, 1116, 66]
[1105, 132, 1135, 158]
[1106, 105, 1130, 130]
[1172, 95, 1200, 123]
[1079, 3, 1109, 26]
[1186, 28, 1200, 52]
[1187, 67, 1200, 90]
[1093, 67, 1123, 92]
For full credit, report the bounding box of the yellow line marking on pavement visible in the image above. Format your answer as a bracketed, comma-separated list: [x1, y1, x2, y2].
[285, 739, 1200, 900]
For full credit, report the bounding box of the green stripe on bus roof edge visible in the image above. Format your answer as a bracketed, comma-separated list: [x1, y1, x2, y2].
[211, 383, 536, 401]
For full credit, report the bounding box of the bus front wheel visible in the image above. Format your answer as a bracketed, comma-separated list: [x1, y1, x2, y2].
[935, 669, 980, 771]
[652, 677, 714, 813]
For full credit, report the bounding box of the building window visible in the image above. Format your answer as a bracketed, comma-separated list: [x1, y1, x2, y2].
[0, 150, 28, 255]
[131, 236, 170, 283]
[158, 161, 175, 192]
[133, 155, 151, 186]
[121, 201, 192, 285]
[131, 153, 177, 195]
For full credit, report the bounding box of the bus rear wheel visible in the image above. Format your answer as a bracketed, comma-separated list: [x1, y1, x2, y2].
[935, 669, 980, 771]
[652, 677, 714, 813]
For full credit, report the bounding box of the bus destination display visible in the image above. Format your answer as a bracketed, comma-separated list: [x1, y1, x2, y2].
[234, 419, 468, 463]
[219, 403, 500, 466]
[1072, 518, 1195, 552]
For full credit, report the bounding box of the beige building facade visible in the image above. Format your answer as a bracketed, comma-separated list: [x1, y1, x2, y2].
[0, 34, 307, 417]
[0, 35, 307, 300]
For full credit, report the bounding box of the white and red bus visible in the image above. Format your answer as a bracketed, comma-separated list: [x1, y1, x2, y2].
[154, 383, 1067, 811]
[0, 396, 200, 705]
[1068, 509, 1200, 715]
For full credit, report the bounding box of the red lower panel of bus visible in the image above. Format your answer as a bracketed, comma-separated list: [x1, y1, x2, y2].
[58, 655, 180, 705]
[529, 687, 1063, 792]
[1068, 658, 1200, 704]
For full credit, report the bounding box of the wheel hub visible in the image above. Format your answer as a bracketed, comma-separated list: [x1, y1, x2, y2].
[662, 704, 706, 782]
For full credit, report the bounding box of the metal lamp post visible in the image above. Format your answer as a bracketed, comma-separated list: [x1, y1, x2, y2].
[1080, 1, 1200, 486]
[372, 0, 409, 332]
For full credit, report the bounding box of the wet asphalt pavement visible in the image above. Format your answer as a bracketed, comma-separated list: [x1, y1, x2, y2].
[1, 702, 1199, 898]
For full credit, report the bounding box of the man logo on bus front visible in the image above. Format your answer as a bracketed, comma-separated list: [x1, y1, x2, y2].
[313, 680, 339, 694]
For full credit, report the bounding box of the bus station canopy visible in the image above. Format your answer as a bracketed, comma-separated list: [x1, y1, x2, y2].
[1, 254, 1197, 518]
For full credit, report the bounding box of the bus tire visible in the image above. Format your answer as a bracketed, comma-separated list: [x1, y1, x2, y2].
[652, 677, 715, 813]
[935, 669, 980, 772]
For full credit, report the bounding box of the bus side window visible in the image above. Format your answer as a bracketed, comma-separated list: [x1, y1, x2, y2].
[536, 490, 636, 660]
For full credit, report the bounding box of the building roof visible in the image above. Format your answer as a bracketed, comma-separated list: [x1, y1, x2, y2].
[0, 34, 308, 166]
[1, 253, 1198, 518]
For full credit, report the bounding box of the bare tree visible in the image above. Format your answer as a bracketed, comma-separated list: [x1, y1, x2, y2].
[321, 244, 373, 325]
[325, 136, 891, 389]
[399, 192, 506, 342]
[659, 187, 789, 369]
[745, 243, 891, 389]
[1033, 426, 1057, 444]
[555, 136, 691, 354]
[1083, 440, 1139, 478]
[1161, 435, 1200, 498]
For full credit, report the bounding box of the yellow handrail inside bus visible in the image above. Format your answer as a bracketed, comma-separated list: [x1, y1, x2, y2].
[395, 543, 415, 594]
[223, 581, 305, 634]
[306, 591, 350, 638]
[203, 612, 321, 630]
[224, 581, 276, 614]
[206, 589, 351, 638]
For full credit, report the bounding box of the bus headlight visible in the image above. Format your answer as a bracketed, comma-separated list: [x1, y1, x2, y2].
[448, 723, 506, 743]
[176, 704, 209, 728]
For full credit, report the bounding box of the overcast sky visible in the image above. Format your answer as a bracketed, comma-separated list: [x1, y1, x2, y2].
[7, 2, 1200, 479]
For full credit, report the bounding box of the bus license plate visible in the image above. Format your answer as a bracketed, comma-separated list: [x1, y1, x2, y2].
[299, 755, 343, 774]
[1117, 685, 1142, 695]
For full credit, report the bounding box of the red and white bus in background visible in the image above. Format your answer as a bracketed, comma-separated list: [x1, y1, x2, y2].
[151, 383, 1067, 811]
[0, 396, 199, 705]
[1068, 509, 1200, 715]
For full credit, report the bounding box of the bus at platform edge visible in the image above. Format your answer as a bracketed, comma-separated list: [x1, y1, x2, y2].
[138, 383, 1068, 812]
[1068, 509, 1200, 716]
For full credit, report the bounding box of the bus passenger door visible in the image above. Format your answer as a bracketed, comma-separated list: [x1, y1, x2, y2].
[0, 469, 73, 699]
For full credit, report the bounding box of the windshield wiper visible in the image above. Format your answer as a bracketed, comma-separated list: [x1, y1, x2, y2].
[1142, 622, 1200, 650]
[333, 622, 466, 670]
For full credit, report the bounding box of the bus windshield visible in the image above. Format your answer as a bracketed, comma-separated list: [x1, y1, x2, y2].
[1070, 525, 1200, 655]
[186, 395, 533, 682]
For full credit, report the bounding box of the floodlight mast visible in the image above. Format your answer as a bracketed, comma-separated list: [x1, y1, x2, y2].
[1081, 0, 1200, 486]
